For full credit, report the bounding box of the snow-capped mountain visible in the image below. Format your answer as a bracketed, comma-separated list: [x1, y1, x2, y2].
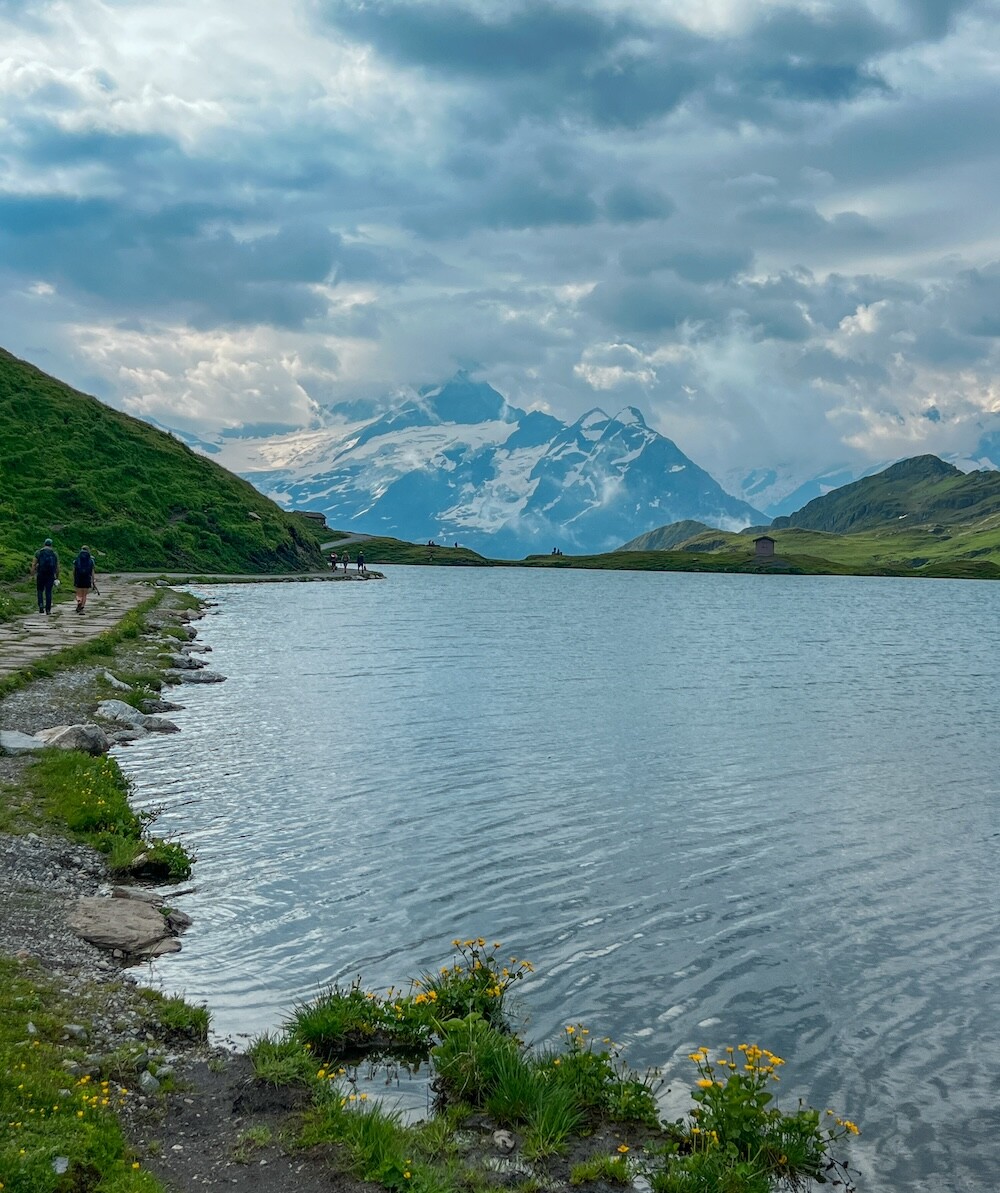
[188, 375, 764, 557]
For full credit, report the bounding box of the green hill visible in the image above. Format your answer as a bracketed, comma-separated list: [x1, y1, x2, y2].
[0, 348, 325, 578]
[616, 519, 714, 551]
[771, 455, 1000, 533]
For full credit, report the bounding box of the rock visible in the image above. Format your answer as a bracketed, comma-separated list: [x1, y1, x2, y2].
[165, 909, 193, 932]
[138, 1070, 161, 1095]
[34, 724, 110, 755]
[142, 716, 180, 733]
[493, 1130, 516, 1153]
[166, 653, 207, 671]
[137, 937, 182, 958]
[163, 669, 226, 684]
[67, 897, 174, 957]
[95, 699, 147, 728]
[64, 1024, 88, 1042]
[141, 699, 185, 714]
[95, 700, 177, 733]
[0, 730, 46, 754]
[111, 886, 161, 904]
[180, 643, 212, 654]
[101, 670, 132, 691]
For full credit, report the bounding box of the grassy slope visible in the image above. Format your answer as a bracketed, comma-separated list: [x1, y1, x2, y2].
[772, 454, 1000, 533]
[0, 347, 325, 578]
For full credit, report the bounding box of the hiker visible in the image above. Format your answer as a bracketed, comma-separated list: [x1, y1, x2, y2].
[72, 545, 96, 614]
[342, 552, 349, 573]
[357, 551, 365, 573]
[329, 551, 338, 570]
[30, 537, 59, 615]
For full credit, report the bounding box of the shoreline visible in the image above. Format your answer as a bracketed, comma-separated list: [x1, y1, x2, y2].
[0, 581, 361, 1192]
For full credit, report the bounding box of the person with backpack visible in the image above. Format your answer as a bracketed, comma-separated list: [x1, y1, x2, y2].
[72, 545, 96, 614]
[30, 537, 60, 615]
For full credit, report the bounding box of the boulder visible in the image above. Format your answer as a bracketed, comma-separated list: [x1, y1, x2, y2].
[101, 670, 132, 691]
[34, 724, 111, 756]
[95, 699, 147, 727]
[141, 699, 185, 714]
[68, 897, 176, 957]
[0, 730, 46, 755]
[95, 700, 178, 733]
[163, 669, 226, 684]
[167, 653, 207, 671]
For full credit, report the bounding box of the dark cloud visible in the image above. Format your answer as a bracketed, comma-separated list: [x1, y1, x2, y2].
[602, 183, 675, 224]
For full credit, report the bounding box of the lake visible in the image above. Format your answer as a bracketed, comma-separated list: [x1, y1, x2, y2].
[118, 567, 1000, 1191]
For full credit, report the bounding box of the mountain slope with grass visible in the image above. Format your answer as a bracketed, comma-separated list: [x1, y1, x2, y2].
[0, 348, 325, 578]
[770, 454, 1000, 533]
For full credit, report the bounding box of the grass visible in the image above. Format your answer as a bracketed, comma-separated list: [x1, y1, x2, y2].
[20, 750, 194, 882]
[0, 955, 214, 1193]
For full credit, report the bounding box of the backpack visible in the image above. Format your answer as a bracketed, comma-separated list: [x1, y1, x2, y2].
[75, 550, 94, 579]
[36, 547, 57, 575]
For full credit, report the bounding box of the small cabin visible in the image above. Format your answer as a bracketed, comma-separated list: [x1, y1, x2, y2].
[753, 535, 776, 559]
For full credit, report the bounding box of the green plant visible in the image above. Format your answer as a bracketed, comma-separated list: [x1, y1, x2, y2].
[541, 1025, 660, 1127]
[248, 1034, 318, 1087]
[648, 1046, 858, 1193]
[134, 988, 209, 1042]
[569, 1152, 633, 1185]
[233, 1125, 273, 1161]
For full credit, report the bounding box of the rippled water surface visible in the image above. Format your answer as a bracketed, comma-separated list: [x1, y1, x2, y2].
[120, 568, 1000, 1190]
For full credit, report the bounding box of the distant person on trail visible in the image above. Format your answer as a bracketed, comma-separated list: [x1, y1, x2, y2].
[329, 552, 338, 570]
[342, 552, 349, 573]
[72, 546, 96, 614]
[357, 551, 365, 573]
[30, 537, 59, 615]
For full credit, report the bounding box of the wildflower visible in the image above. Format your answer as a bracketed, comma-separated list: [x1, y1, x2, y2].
[566, 1025, 575, 1034]
[695, 1079, 714, 1089]
[617, 1144, 630, 1154]
[133, 1162, 141, 1170]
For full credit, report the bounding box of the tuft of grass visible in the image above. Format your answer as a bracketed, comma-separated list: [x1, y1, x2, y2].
[569, 1153, 633, 1185]
[138, 991, 209, 1042]
[248, 1034, 318, 1087]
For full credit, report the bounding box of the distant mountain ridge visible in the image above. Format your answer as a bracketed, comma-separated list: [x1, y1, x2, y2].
[769, 454, 1000, 533]
[200, 375, 764, 557]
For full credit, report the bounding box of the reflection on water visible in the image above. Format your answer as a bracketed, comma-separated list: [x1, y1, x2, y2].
[119, 568, 1000, 1191]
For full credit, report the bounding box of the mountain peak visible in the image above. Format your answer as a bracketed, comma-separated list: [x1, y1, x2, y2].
[417, 374, 514, 425]
[611, 406, 647, 429]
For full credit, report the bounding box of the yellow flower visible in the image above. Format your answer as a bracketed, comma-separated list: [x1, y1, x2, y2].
[566, 1025, 575, 1034]
[132, 1162, 141, 1170]
[617, 1144, 629, 1154]
[695, 1079, 714, 1089]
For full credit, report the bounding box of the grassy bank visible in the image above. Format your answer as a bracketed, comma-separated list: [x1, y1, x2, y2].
[0, 956, 207, 1193]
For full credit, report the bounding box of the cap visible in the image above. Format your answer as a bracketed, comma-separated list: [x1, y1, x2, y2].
[44, 538, 52, 545]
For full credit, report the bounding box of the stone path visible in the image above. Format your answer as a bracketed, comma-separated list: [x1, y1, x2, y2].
[0, 577, 157, 681]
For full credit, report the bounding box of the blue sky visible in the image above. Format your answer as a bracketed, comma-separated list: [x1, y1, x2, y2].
[2, 0, 1000, 484]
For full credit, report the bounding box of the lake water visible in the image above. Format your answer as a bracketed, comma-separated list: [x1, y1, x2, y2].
[118, 568, 1000, 1191]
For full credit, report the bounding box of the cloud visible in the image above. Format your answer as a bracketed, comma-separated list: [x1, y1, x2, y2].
[0, 0, 998, 487]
